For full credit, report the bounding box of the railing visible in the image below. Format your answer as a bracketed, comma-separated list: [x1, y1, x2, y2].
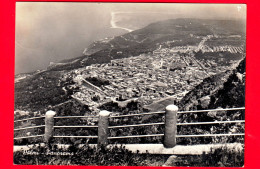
[14, 116, 45, 140]
[14, 105, 245, 148]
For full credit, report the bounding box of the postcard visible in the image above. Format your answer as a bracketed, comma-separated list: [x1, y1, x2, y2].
[13, 2, 246, 167]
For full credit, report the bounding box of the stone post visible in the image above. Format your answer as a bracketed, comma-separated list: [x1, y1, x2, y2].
[44, 110, 56, 143]
[163, 105, 178, 148]
[98, 110, 110, 146]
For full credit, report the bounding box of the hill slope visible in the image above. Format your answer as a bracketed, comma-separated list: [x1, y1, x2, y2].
[178, 58, 245, 111]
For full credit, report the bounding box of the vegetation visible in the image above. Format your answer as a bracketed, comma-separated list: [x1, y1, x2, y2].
[179, 58, 245, 110]
[13, 142, 243, 167]
[14, 70, 78, 112]
[166, 145, 244, 167]
[13, 143, 168, 166]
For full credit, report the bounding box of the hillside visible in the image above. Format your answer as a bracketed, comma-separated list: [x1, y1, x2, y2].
[178, 58, 245, 111]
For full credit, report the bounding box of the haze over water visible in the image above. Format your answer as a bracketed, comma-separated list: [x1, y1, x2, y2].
[15, 3, 246, 74]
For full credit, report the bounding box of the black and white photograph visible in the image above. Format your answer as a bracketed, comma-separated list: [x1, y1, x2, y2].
[14, 2, 246, 167]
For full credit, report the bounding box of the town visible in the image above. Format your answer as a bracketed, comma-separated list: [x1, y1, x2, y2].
[60, 34, 245, 113]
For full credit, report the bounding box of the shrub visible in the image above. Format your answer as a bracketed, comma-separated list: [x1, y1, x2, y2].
[168, 145, 244, 167]
[13, 143, 168, 166]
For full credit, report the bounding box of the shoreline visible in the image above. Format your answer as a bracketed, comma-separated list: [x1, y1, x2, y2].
[110, 12, 133, 32]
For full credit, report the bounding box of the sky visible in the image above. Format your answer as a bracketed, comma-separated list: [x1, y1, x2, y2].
[15, 2, 246, 74]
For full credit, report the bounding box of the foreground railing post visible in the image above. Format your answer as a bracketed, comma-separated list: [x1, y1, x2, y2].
[98, 110, 111, 146]
[44, 110, 56, 143]
[164, 105, 178, 148]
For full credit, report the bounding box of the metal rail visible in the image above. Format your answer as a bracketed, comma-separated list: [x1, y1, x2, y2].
[54, 125, 98, 128]
[108, 122, 165, 129]
[13, 107, 245, 142]
[178, 107, 245, 114]
[108, 107, 244, 118]
[14, 125, 45, 131]
[14, 135, 44, 140]
[107, 120, 244, 129]
[13, 119, 244, 134]
[108, 133, 244, 140]
[54, 116, 98, 119]
[13, 107, 245, 122]
[177, 120, 245, 126]
[53, 136, 98, 138]
[109, 111, 165, 118]
[14, 116, 45, 123]
[108, 134, 164, 139]
[176, 133, 245, 138]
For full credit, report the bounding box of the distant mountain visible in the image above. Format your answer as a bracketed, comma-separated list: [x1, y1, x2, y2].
[46, 18, 245, 71]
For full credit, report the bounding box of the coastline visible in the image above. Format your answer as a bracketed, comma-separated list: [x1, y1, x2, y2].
[110, 12, 133, 32]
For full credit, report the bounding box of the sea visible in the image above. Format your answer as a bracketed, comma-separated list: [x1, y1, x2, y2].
[15, 10, 177, 74]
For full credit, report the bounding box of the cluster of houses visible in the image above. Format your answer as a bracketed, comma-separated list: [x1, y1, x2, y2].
[153, 34, 244, 54]
[64, 34, 244, 113]
[68, 53, 213, 112]
[211, 46, 244, 53]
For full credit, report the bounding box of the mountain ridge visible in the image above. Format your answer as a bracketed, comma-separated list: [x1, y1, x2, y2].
[36, 18, 245, 72]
